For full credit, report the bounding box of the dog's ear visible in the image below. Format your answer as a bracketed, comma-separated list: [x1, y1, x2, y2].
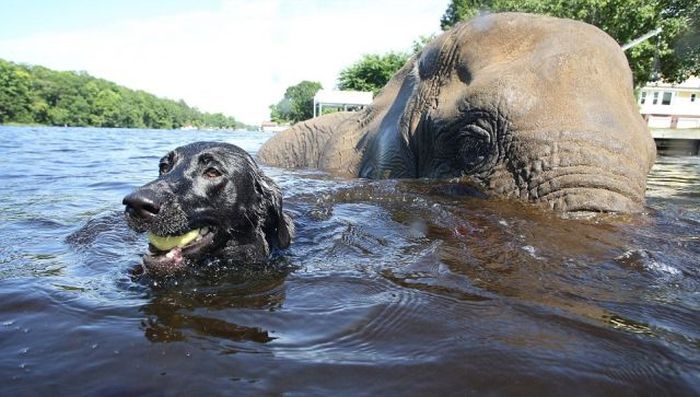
[256, 174, 294, 249]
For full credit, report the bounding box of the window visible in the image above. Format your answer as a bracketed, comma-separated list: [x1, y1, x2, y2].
[661, 92, 672, 105]
[652, 92, 659, 104]
[640, 91, 647, 104]
[692, 93, 697, 103]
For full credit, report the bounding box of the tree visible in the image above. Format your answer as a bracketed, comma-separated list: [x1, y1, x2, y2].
[0, 60, 32, 123]
[337, 52, 410, 95]
[439, 0, 700, 86]
[440, 0, 485, 28]
[333, 36, 433, 98]
[0, 58, 251, 129]
[269, 80, 322, 123]
[91, 89, 121, 127]
[412, 35, 437, 54]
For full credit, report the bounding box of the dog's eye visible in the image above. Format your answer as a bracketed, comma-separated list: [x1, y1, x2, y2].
[159, 163, 170, 175]
[204, 168, 222, 178]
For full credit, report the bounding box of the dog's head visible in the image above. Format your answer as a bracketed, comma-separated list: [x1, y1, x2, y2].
[123, 142, 293, 276]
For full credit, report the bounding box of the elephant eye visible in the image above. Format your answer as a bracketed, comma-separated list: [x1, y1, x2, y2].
[204, 168, 222, 178]
[159, 163, 170, 175]
[456, 123, 496, 174]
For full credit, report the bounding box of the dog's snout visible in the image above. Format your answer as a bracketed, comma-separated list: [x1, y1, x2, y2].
[123, 190, 161, 220]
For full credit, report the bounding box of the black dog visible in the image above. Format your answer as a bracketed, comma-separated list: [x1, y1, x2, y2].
[123, 142, 293, 276]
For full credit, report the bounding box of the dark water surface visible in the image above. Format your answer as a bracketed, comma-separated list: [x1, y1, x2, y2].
[1, 126, 698, 396]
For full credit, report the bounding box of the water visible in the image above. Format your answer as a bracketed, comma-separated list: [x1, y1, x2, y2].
[1, 126, 698, 396]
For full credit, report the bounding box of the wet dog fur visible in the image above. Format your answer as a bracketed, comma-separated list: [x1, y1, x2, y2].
[123, 142, 293, 276]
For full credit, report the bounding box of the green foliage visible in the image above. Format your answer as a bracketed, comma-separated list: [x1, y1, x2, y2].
[333, 36, 433, 98]
[411, 35, 437, 54]
[439, 0, 700, 86]
[337, 52, 410, 95]
[0, 59, 251, 129]
[0, 60, 32, 123]
[269, 80, 322, 124]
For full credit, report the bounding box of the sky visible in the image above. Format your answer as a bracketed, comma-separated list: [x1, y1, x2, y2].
[0, 0, 449, 125]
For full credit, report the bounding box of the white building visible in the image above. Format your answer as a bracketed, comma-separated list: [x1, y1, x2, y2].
[638, 76, 700, 129]
[259, 121, 289, 133]
[313, 90, 373, 118]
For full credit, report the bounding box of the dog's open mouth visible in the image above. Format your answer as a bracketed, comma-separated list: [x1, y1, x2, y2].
[142, 227, 216, 273]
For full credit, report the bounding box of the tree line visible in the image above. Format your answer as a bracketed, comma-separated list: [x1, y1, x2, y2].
[0, 59, 250, 130]
[270, 0, 698, 124]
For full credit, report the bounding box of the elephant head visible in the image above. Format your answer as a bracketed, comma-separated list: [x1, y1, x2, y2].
[258, 13, 656, 213]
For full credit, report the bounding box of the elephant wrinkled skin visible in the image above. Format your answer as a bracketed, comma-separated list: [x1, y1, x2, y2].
[258, 13, 656, 213]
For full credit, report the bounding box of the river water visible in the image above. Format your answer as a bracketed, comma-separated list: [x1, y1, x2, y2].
[0, 126, 698, 396]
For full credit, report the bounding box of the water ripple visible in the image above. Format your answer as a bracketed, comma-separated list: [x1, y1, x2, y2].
[0, 126, 698, 395]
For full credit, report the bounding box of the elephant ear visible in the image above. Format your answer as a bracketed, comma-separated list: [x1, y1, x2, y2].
[256, 174, 294, 249]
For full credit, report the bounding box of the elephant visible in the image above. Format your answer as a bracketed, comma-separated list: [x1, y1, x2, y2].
[258, 13, 656, 213]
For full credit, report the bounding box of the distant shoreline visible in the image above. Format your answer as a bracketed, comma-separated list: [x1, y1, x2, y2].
[0, 123, 258, 132]
[0, 58, 253, 131]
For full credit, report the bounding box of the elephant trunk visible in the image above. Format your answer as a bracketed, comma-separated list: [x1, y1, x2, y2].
[491, 126, 656, 213]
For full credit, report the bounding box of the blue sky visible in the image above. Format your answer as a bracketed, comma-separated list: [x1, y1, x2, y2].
[0, 1, 218, 39]
[0, 0, 448, 124]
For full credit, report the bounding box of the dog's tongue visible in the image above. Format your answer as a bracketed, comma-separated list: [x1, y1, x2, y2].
[164, 246, 183, 260]
[143, 246, 185, 274]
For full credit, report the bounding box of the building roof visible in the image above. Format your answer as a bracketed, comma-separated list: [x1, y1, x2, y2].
[314, 90, 373, 106]
[644, 76, 700, 90]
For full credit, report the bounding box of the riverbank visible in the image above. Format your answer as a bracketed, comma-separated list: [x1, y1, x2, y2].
[0, 123, 258, 132]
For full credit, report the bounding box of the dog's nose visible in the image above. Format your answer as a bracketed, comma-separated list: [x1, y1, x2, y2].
[123, 190, 161, 219]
